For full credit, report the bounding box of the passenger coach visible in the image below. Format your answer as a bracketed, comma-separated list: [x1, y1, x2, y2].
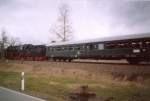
[46, 33, 150, 64]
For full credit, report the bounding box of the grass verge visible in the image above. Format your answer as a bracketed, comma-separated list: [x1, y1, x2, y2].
[0, 71, 150, 101]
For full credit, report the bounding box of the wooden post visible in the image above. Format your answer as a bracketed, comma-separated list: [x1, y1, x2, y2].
[21, 72, 25, 91]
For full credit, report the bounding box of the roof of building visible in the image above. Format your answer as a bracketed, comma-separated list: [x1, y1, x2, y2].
[47, 32, 150, 46]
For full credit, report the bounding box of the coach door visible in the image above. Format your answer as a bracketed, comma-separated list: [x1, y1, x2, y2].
[98, 44, 104, 50]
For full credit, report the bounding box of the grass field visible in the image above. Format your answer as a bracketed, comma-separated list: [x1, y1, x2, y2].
[0, 60, 150, 101]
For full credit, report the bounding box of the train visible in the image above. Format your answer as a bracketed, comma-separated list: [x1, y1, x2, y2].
[5, 33, 150, 64]
[6, 44, 47, 61]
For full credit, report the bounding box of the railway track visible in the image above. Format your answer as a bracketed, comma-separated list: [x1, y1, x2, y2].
[47, 59, 150, 66]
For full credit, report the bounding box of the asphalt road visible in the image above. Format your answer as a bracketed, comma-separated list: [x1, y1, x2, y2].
[0, 87, 45, 101]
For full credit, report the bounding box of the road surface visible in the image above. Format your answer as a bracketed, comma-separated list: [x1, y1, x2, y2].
[0, 87, 45, 101]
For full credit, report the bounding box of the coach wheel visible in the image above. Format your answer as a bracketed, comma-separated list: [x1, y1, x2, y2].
[68, 59, 72, 62]
[63, 59, 66, 62]
[127, 58, 140, 64]
[53, 58, 56, 62]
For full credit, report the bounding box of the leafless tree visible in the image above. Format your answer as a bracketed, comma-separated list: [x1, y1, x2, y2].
[0, 29, 9, 59]
[9, 37, 21, 46]
[0, 28, 22, 60]
[51, 4, 73, 42]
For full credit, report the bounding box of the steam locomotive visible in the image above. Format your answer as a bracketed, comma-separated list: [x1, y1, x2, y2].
[6, 33, 150, 64]
[6, 44, 47, 61]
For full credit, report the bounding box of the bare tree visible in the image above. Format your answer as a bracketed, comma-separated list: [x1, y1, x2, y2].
[9, 37, 21, 46]
[51, 4, 72, 42]
[0, 29, 9, 59]
[0, 28, 22, 60]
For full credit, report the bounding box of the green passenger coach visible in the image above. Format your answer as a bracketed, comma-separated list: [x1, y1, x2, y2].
[46, 33, 150, 64]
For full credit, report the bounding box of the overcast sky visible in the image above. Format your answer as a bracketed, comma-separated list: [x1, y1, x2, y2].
[0, 0, 150, 44]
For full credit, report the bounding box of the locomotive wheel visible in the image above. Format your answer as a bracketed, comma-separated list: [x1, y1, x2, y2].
[63, 59, 66, 62]
[53, 58, 56, 61]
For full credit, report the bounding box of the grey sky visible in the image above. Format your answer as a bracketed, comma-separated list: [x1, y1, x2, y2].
[0, 0, 150, 44]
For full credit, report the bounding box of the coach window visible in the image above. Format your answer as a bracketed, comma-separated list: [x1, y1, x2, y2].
[86, 45, 90, 50]
[81, 45, 84, 50]
[79, 47, 81, 50]
[145, 41, 150, 47]
[131, 42, 140, 48]
[77, 46, 83, 50]
[82, 46, 84, 50]
[64, 47, 68, 51]
[50, 48, 52, 51]
[89, 45, 93, 50]
[52, 48, 54, 51]
[62, 47, 65, 50]
[52, 48, 55, 51]
[139, 42, 142, 48]
[53, 47, 56, 51]
[77, 47, 80, 50]
[69, 47, 73, 51]
[51, 48, 53, 51]
[56, 47, 61, 51]
[117, 43, 124, 48]
[104, 43, 113, 49]
[148, 42, 150, 47]
[94, 45, 97, 49]
[73, 47, 77, 50]
[110, 44, 114, 49]
[124, 43, 129, 48]
[49, 47, 51, 51]
[87, 46, 90, 50]
[77, 46, 80, 49]
[116, 43, 120, 48]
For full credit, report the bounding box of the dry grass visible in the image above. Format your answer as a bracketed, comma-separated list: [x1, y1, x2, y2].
[0, 60, 150, 101]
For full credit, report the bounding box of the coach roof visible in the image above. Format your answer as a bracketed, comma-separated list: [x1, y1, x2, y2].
[47, 32, 150, 46]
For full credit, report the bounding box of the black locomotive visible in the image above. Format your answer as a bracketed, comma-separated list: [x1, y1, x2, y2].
[6, 44, 47, 61]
